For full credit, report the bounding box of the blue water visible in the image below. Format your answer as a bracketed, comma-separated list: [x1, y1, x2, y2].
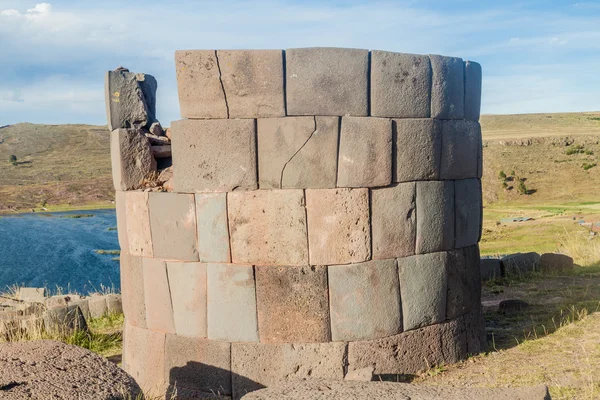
[0, 209, 121, 294]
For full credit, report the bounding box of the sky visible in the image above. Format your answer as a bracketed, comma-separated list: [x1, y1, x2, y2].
[0, 0, 599, 126]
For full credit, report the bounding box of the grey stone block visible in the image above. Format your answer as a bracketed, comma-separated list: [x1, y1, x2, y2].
[43, 304, 88, 335]
[171, 119, 257, 193]
[430, 54, 464, 120]
[446, 246, 481, 320]
[17, 287, 46, 303]
[501, 252, 540, 276]
[71, 299, 91, 321]
[455, 178, 482, 249]
[463, 307, 487, 355]
[120, 253, 146, 328]
[440, 120, 480, 180]
[540, 253, 574, 273]
[416, 181, 455, 254]
[371, 183, 416, 259]
[167, 262, 207, 337]
[137, 74, 157, 125]
[105, 70, 154, 131]
[218, 50, 285, 118]
[393, 118, 442, 182]
[106, 294, 123, 314]
[195, 193, 231, 263]
[480, 258, 502, 280]
[370, 51, 431, 118]
[88, 295, 108, 319]
[257, 116, 338, 189]
[329, 259, 402, 341]
[337, 117, 392, 188]
[110, 129, 156, 191]
[143, 258, 176, 333]
[464, 60, 482, 122]
[286, 47, 369, 116]
[398, 252, 448, 330]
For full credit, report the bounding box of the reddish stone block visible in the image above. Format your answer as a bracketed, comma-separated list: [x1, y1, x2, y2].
[143, 258, 175, 333]
[115, 191, 129, 253]
[123, 323, 167, 396]
[125, 191, 153, 257]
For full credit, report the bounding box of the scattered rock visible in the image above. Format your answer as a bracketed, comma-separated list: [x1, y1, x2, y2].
[158, 166, 173, 183]
[43, 304, 87, 335]
[344, 366, 374, 382]
[165, 127, 172, 139]
[144, 132, 171, 145]
[151, 145, 172, 158]
[17, 288, 45, 303]
[501, 252, 540, 277]
[499, 299, 530, 314]
[540, 253, 574, 273]
[149, 121, 164, 136]
[480, 258, 502, 280]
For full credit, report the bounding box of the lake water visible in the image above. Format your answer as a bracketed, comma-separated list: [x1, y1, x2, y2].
[0, 209, 121, 294]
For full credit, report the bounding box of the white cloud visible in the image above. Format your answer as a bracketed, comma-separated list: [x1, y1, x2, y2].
[27, 3, 51, 14]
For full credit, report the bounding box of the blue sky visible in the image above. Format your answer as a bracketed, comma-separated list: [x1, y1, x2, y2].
[0, 0, 599, 126]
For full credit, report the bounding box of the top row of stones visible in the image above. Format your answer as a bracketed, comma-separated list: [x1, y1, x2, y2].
[176, 48, 482, 121]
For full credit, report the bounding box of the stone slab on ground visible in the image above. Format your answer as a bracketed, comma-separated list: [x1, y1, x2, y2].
[501, 252, 541, 277]
[88, 295, 109, 319]
[540, 253, 574, 273]
[429, 54, 465, 120]
[16, 287, 46, 303]
[43, 304, 87, 335]
[393, 118, 442, 182]
[480, 258, 502, 280]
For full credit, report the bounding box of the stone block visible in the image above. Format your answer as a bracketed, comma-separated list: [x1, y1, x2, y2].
[398, 252, 448, 330]
[257, 116, 338, 189]
[165, 334, 231, 395]
[88, 295, 108, 319]
[337, 117, 392, 187]
[71, 299, 91, 320]
[106, 294, 123, 314]
[137, 73, 158, 125]
[440, 120, 481, 180]
[371, 183, 416, 259]
[149, 192, 198, 261]
[115, 191, 129, 253]
[120, 253, 146, 328]
[43, 304, 88, 335]
[166, 386, 231, 399]
[501, 252, 540, 277]
[143, 258, 175, 333]
[207, 264, 258, 342]
[195, 193, 230, 263]
[167, 262, 207, 337]
[124, 323, 167, 397]
[455, 178, 482, 249]
[17, 287, 45, 303]
[231, 341, 345, 399]
[285, 47, 369, 116]
[370, 51, 431, 118]
[218, 50, 285, 118]
[44, 294, 83, 309]
[463, 307, 486, 355]
[228, 190, 308, 266]
[110, 129, 156, 191]
[329, 259, 402, 341]
[429, 54, 464, 120]
[305, 188, 371, 265]
[175, 50, 228, 119]
[105, 70, 153, 131]
[446, 246, 481, 320]
[255, 265, 330, 343]
[171, 119, 257, 193]
[540, 253, 574, 273]
[125, 191, 153, 257]
[416, 181, 455, 254]
[392, 118, 442, 182]
[464, 60, 482, 122]
[480, 258, 502, 280]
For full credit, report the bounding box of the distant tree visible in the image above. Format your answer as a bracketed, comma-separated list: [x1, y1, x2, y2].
[9, 155, 17, 166]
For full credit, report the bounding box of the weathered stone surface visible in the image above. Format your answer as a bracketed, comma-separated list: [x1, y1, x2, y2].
[371, 51, 431, 118]
[464, 60, 482, 122]
[207, 264, 258, 342]
[499, 299, 529, 314]
[540, 253, 574, 273]
[124, 323, 167, 397]
[392, 118, 442, 182]
[115, 191, 129, 252]
[481, 258, 502, 280]
[167, 386, 232, 399]
[446, 246, 481, 320]
[0, 340, 140, 400]
[137, 73, 158, 125]
[152, 144, 171, 158]
[120, 253, 146, 328]
[106, 294, 123, 314]
[105, 70, 151, 131]
[329, 259, 401, 341]
[337, 117, 392, 187]
[218, 50, 285, 118]
[71, 299, 91, 320]
[43, 304, 87, 335]
[429, 54, 464, 120]
[440, 120, 481, 180]
[167, 262, 207, 337]
[172, 119, 257, 193]
[501, 252, 540, 276]
[305, 188, 371, 265]
[257, 116, 338, 189]
[44, 294, 83, 309]
[110, 129, 156, 191]
[398, 252, 448, 330]
[463, 307, 486, 354]
[255, 265, 330, 343]
[195, 193, 231, 263]
[228, 190, 308, 266]
[175, 50, 228, 119]
[371, 183, 416, 259]
[88, 295, 108, 319]
[149, 192, 198, 261]
[125, 191, 153, 257]
[286, 47, 369, 116]
[455, 178, 482, 249]
[344, 366, 374, 382]
[17, 287, 45, 303]
[231, 341, 345, 399]
[143, 258, 175, 333]
[165, 334, 231, 395]
[149, 121, 164, 136]
[415, 181, 455, 254]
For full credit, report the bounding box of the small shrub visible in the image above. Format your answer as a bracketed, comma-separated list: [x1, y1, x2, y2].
[9, 155, 17, 166]
[517, 180, 528, 195]
[510, 170, 516, 176]
[502, 181, 508, 189]
[498, 170, 507, 180]
[566, 145, 585, 155]
[583, 163, 597, 171]
[585, 150, 594, 155]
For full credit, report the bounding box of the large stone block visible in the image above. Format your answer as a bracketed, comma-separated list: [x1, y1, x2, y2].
[255, 265, 330, 343]
[392, 118, 442, 182]
[123, 323, 167, 397]
[415, 181, 455, 254]
[207, 263, 258, 342]
[398, 252, 448, 330]
[165, 334, 231, 395]
[285, 47, 369, 116]
[115, 191, 129, 253]
[455, 179, 482, 249]
[305, 188, 371, 265]
[463, 307, 486, 355]
[446, 247, 481, 320]
[370, 51, 431, 118]
[149, 192, 198, 261]
[440, 120, 481, 180]
[125, 191, 153, 257]
[171, 119, 257, 193]
[88, 295, 108, 319]
[371, 183, 416, 259]
[218, 50, 285, 118]
[17, 287, 45, 303]
[143, 258, 175, 333]
[480, 258, 502, 280]
[329, 259, 402, 341]
[257, 116, 338, 189]
[110, 129, 156, 191]
[231, 341, 345, 399]
[501, 252, 540, 276]
[175, 50, 228, 119]
[540, 253, 574, 273]
[464, 60, 482, 122]
[430, 55, 465, 120]
[337, 117, 392, 187]
[195, 193, 231, 263]
[105, 70, 155, 131]
[120, 254, 146, 328]
[228, 190, 308, 266]
[167, 262, 207, 337]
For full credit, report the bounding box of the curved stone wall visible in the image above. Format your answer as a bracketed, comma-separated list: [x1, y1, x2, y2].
[112, 47, 485, 399]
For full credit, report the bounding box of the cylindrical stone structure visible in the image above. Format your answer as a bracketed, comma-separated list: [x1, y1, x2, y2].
[109, 48, 485, 399]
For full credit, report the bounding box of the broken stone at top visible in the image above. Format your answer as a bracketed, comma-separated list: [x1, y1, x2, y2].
[104, 70, 157, 131]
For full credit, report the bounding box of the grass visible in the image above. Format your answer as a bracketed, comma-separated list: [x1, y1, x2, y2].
[94, 249, 121, 255]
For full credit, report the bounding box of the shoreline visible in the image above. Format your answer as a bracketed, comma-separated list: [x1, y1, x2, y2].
[0, 202, 115, 216]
